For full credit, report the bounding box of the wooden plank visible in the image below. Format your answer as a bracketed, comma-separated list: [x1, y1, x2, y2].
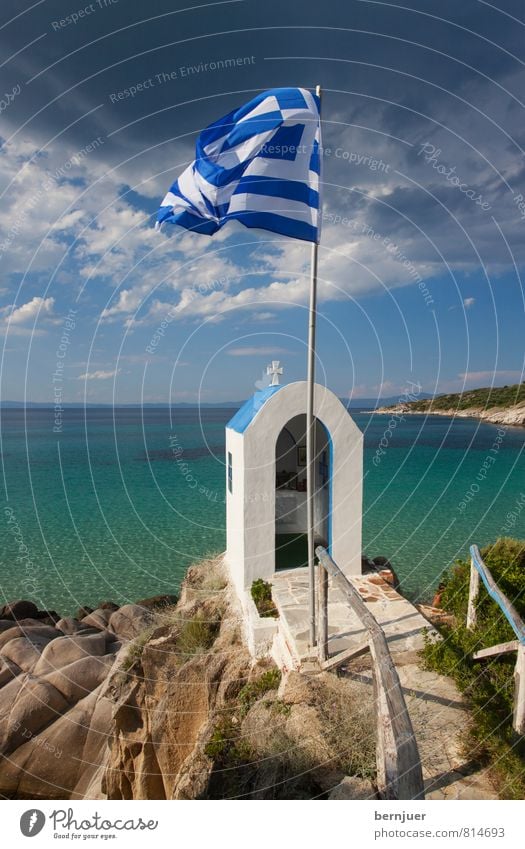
[473, 640, 519, 661]
[466, 559, 480, 630]
[514, 644, 525, 735]
[316, 546, 425, 800]
[321, 641, 370, 672]
[470, 545, 525, 642]
[317, 561, 329, 663]
[370, 632, 424, 800]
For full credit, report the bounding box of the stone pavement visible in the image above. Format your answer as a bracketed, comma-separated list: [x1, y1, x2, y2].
[272, 567, 429, 664]
[272, 567, 498, 799]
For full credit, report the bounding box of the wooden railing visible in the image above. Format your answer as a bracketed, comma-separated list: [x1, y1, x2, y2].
[315, 546, 425, 800]
[467, 544, 525, 735]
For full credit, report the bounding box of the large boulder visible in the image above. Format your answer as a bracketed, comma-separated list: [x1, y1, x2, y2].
[0, 674, 26, 724]
[34, 610, 61, 625]
[81, 610, 112, 630]
[0, 686, 102, 797]
[0, 592, 129, 799]
[33, 632, 109, 676]
[1, 627, 34, 652]
[1, 636, 54, 673]
[43, 654, 115, 703]
[0, 600, 39, 621]
[0, 624, 59, 652]
[134, 594, 178, 610]
[108, 604, 154, 641]
[73, 688, 115, 799]
[0, 657, 20, 688]
[14, 618, 60, 631]
[55, 618, 83, 635]
[0, 678, 69, 755]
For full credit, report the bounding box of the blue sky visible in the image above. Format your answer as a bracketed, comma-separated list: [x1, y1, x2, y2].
[0, 0, 524, 403]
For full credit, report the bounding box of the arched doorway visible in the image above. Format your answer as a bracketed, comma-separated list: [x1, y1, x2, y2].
[275, 414, 331, 570]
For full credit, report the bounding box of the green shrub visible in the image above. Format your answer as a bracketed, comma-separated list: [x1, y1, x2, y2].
[205, 667, 282, 797]
[176, 612, 220, 662]
[204, 713, 254, 797]
[204, 715, 238, 761]
[250, 578, 278, 618]
[440, 537, 525, 629]
[205, 668, 281, 761]
[269, 699, 292, 716]
[121, 627, 154, 671]
[421, 537, 525, 798]
[238, 668, 281, 716]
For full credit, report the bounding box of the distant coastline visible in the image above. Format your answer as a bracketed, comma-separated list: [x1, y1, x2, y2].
[0, 393, 427, 410]
[374, 382, 525, 427]
[0, 400, 243, 409]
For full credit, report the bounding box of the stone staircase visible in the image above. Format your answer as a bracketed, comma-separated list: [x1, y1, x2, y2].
[270, 567, 498, 800]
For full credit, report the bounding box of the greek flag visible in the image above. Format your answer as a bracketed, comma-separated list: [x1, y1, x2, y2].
[157, 87, 321, 243]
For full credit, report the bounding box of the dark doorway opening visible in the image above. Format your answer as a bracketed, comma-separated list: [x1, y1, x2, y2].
[275, 414, 330, 571]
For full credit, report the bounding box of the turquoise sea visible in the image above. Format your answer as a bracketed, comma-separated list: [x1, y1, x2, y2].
[1, 407, 524, 615]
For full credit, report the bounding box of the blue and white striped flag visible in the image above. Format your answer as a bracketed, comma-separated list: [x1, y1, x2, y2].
[157, 87, 321, 243]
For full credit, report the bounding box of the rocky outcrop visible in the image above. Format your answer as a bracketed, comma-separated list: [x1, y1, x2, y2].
[102, 560, 253, 800]
[221, 669, 376, 800]
[375, 401, 525, 427]
[0, 562, 382, 800]
[416, 603, 455, 629]
[0, 600, 60, 625]
[362, 555, 400, 590]
[0, 594, 175, 799]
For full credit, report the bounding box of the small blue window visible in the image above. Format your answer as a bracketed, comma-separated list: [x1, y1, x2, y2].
[227, 451, 233, 494]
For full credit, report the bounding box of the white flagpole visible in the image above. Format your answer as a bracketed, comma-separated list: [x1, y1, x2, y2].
[307, 83, 321, 649]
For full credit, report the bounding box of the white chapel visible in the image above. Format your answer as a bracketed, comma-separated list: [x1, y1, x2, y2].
[225, 363, 363, 598]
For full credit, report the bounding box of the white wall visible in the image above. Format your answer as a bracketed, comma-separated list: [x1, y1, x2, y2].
[225, 381, 363, 591]
[225, 428, 246, 596]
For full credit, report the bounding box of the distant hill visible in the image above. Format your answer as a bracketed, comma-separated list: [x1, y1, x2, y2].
[390, 382, 525, 413]
[376, 382, 525, 427]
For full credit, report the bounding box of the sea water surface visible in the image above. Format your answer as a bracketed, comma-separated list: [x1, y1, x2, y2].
[1, 407, 524, 614]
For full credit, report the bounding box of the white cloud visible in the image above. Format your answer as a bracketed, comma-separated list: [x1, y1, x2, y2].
[457, 370, 523, 384]
[2, 296, 54, 325]
[436, 370, 524, 393]
[0, 120, 443, 327]
[345, 379, 424, 400]
[78, 368, 121, 380]
[250, 311, 278, 321]
[2, 77, 525, 336]
[227, 346, 293, 357]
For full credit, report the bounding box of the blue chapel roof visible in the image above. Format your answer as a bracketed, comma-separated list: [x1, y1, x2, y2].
[226, 384, 284, 434]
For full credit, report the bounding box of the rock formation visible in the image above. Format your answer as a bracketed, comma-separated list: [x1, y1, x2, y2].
[0, 558, 376, 800]
[0, 594, 161, 798]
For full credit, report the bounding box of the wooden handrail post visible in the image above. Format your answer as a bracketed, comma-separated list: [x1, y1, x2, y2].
[473, 640, 518, 661]
[317, 561, 328, 663]
[469, 545, 524, 639]
[315, 545, 425, 800]
[468, 545, 525, 736]
[514, 644, 525, 736]
[466, 555, 480, 630]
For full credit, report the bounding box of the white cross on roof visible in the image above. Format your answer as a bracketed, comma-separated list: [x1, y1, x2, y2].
[267, 360, 283, 386]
